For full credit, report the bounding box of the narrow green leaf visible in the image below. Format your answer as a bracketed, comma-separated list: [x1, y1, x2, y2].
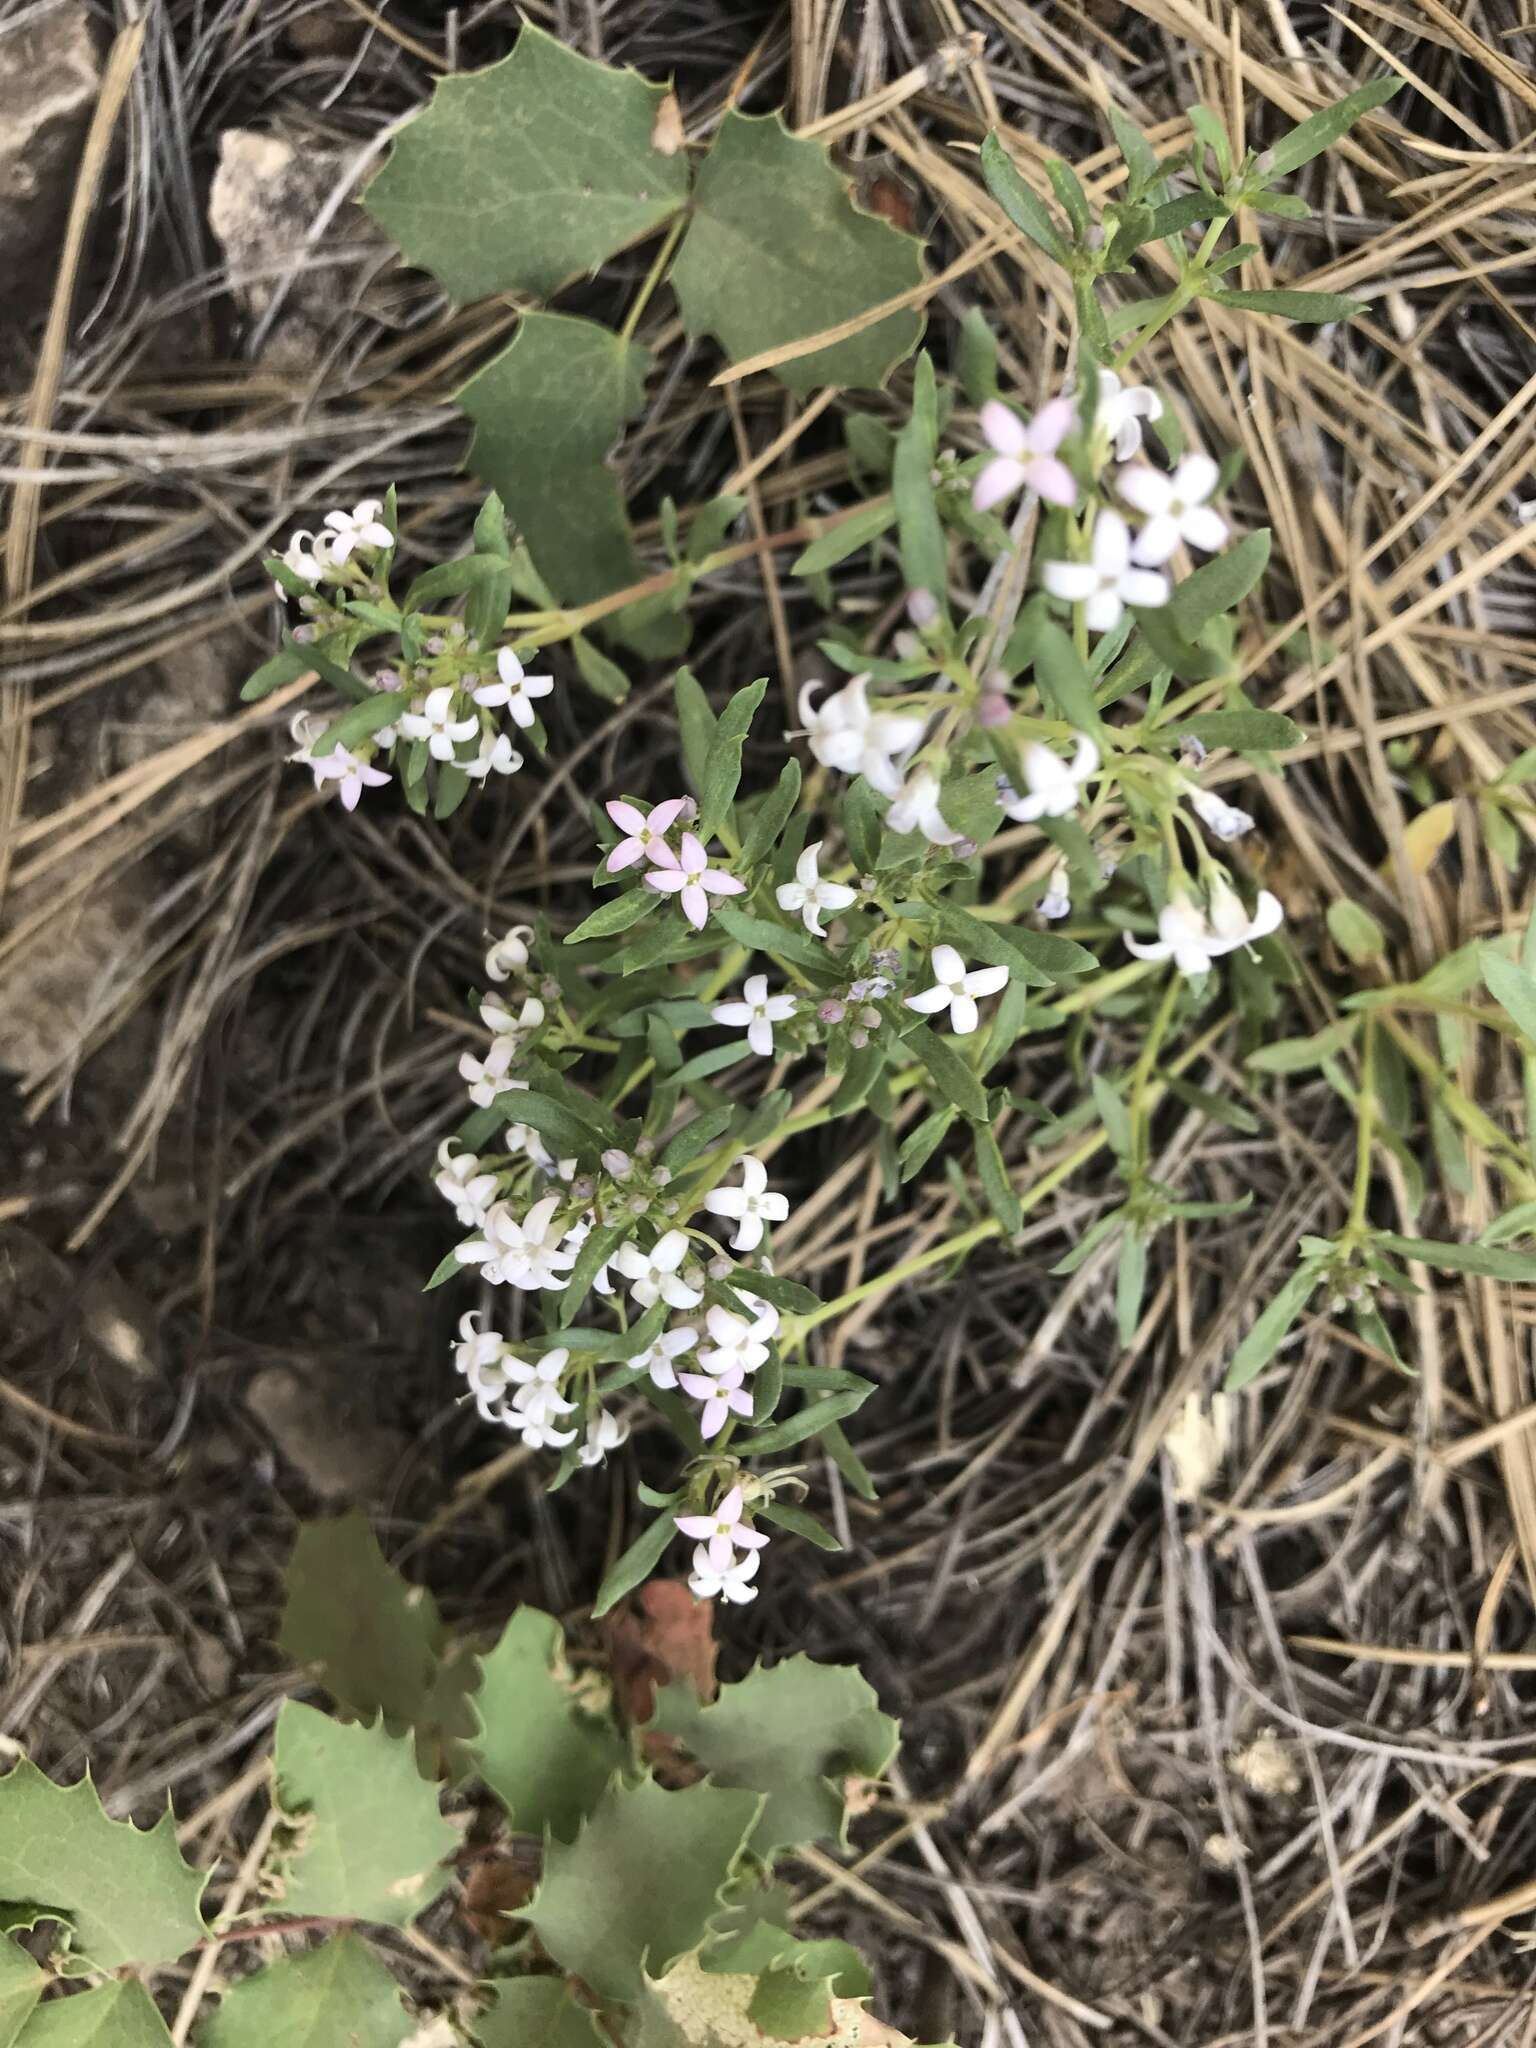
[980, 132, 1067, 262]
[566, 889, 657, 945]
[756, 1500, 842, 1551]
[909, 1025, 988, 1121]
[973, 1126, 1022, 1234]
[674, 666, 718, 795]
[1107, 106, 1160, 196]
[1149, 191, 1226, 239]
[311, 691, 410, 758]
[1215, 287, 1365, 323]
[791, 502, 896, 576]
[893, 354, 946, 611]
[1375, 1233, 1536, 1284]
[700, 677, 769, 839]
[730, 1385, 875, 1457]
[1262, 76, 1401, 179]
[1033, 618, 1103, 735]
[1116, 1231, 1148, 1345]
[712, 904, 837, 974]
[1224, 1262, 1323, 1389]
[1483, 950, 1536, 1046]
[738, 758, 802, 870]
[1168, 529, 1272, 638]
[1175, 706, 1301, 752]
[1045, 159, 1092, 241]
[1247, 1017, 1359, 1073]
[591, 1512, 679, 1619]
[240, 644, 312, 704]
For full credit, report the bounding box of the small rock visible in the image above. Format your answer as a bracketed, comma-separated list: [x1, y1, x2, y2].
[245, 1363, 407, 1502]
[0, 5, 101, 331]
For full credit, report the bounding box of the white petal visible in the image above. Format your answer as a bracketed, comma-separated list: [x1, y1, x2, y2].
[1041, 561, 1098, 602]
[963, 965, 1010, 998]
[1175, 452, 1219, 503]
[1083, 588, 1123, 634]
[1181, 506, 1229, 553]
[1119, 569, 1170, 610]
[949, 992, 979, 1035]
[905, 984, 952, 1015]
[1116, 465, 1173, 517]
[1129, 514, 1181, 568]
[1091, 510, 1132, 576]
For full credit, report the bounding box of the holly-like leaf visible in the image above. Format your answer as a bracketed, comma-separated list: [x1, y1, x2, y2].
[363, 25, 689, 302]
[271, 1703, 456, 1927]
[0, 1943, 43, 2048]
[471, 1980, 607, 2048]
[523, 1777, 763, 2004]
[0, 1764, 205, 1972]
[459, 314, 680, 653]
[15, 1982, 172, 2047]
[469, 1610, 628, 1843]
[277, 1513, 479, 1776]
[198, 1935, 411, 2048]
[649, 1655, 898, 1858]
[673, 112, 924, 394]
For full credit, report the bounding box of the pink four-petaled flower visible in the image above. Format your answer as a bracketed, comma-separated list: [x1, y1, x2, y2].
[972, 396, 1078, 514]
[644, 831, 745, 930]
[605, 796, 685, 873]
[676, 1484, 771, 1570]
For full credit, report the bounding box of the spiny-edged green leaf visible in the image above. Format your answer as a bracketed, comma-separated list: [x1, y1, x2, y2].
[792, 502, 897, 576]
[893, 354, 945, 611]
[458, 314, 675, 652]
[469, 1609, 627, 1843]
[198, 1934, 410, 2048]
[566, 889, 657, 945]
[1262, 75, 1401, 179]
[1376, 1233, 1536, 1284]
[277, 1513, 478, 1771]
[700, 677, 768, 839]
[0, 1764, 205, 1972]
[1168, 530, 1272, 638]
[651, 1655, 898, 1859]
[362, 25, 689, 301]
[272, 1703, 455, 1927]
[1215, 286, 1364, 324]
[979, 131, 1066, 262]
[0, 1942, 43, 2048]
[1483, 950, 1536, 1047]
[673, 111, 924, 394]
[1175, 708, 1300, 753]
[17, 1982, 172, 2048]
[524, 1777, 764, 2004]
[592, 1511, 680, 1620]
[1224, 1261, 1324, 1390]
[471, 1979, 607, 2048]
[909, 1024, 988, 1121]
[750, 1938, 873, 2041]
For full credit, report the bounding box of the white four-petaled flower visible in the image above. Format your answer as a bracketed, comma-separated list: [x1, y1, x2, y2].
[796, 674, 924, 798]
[1001, 734, 1100, 823]
[482, 649, 555, 729]
[464, 730, 523, 780]
[612, 1229, 703, 1311]
[776, 841, 857, 937]
[309, 745, 391, 811]
[645, 832, 745, 930]
[631, 1325, 697, 1389]
[458, 1194, 577, 1290]
[505, 1350, 577, 1447]
[1118, 453, 1229, 566]
[704, 1157, 789, 1253]
[905, 944, 1010, 1037]
[454, 1311, 510, 1419]
[1124, 882, 1283, 977]
[321, 499, 393, 563]
[676, 1484, 771, 1570]
[695, 1303, 771, 1380]
[1091, 369, 1163, 461]
[276, 528, 329, 590]
[606, 796, 684, 872]
[578, 1409, 629, 1466]
[1041, 510, 1169, 634]
[712, 974, 796, 1058]
[400, 686, 479, 762]
[972, 395, 1078, 513]
[459, 1035, 518, 1107]
[435, 1141, 498, 1226]
[687, 1542, 761, 1604]
[484, 925, 533, 983]
[479, 992, 544, 1040]
[886, 767, 963, 846]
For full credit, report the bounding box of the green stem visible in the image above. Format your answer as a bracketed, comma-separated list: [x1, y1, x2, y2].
[618, 215, 686, 342]
[1345, 1016, 1377, 1240]
[1112, 217, 1226, 376]
[1128, 971, 1181, 1178]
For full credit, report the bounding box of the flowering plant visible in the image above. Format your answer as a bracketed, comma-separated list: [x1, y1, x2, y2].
[237, 61, 1530, 1610]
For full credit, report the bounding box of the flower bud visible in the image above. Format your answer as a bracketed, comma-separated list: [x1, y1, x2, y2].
[906, 587, 940, 629]
[569, 1176, 595, 1202]
[708, 1255, 732, 1280]
[860, 1006, 881, 1030]
[290, 623, 316, 643]
[374, 667, 401, 690]
[954, 838, 979, 860]
[892, 630, 922, 661]
[873, 948, 901, 977]
[818, 999, 846, 1025]
[601, 1148, 632, 1180]
[635, 1137, 655, 1159]
[629, 1194, 650, 1216]
[677, 796, 698, 823]
[976, 692, 1012, 729]
[651, 1166, 673, 1188]
[849, 1029, 869, 1049]
[425, 635, 445, 655]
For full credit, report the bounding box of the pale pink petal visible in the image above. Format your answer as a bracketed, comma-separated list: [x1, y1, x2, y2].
[606, 799, 646, 833]
[646, 869, 688, 893]
[1024, 456, 1077, 507]
[699, 869, 745, 896]
[1024, 395, 1077, 454]
[681, 882, 708, 929]
[677, 832, 706, 870]
[607, 838, 644, 872]
[649, 797, 687, 832]
[979, 398, 1028, 458]
[972, 455, 1025, 513]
